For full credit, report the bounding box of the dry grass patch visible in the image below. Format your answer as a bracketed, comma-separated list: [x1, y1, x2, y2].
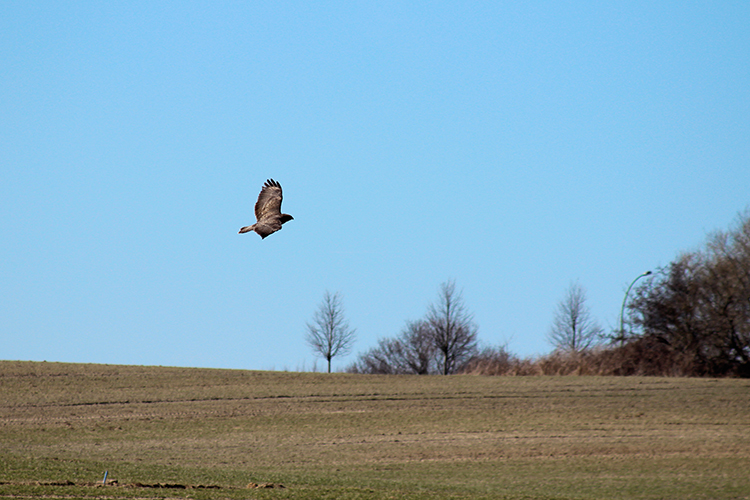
[1, 361, 749, 499]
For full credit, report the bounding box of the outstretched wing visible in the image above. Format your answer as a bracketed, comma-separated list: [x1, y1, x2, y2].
[254, 179, 284, 222]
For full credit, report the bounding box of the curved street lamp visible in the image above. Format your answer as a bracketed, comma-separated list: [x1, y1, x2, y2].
[619, 271, 652, 342]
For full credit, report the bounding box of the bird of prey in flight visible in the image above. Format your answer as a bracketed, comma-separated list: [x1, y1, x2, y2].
[238, 179, 294, 239]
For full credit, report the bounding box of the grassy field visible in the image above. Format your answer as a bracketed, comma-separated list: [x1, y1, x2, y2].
[1, 361, 749, 499]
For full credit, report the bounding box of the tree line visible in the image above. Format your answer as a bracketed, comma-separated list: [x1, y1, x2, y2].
[306, 211, 750, 377]
[348, 280, 479, 375]
[625, 211, 750, 377]
[306, 281, 479, 375]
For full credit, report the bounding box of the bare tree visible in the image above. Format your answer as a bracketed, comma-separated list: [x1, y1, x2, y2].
[399, 320, 436, 375]
[348, 320, 436, 375]
[426, 280, 479, 375]
[349, 337, 402, 374]
[306, 291, 356, 373]
[347, 281, 477, 376]
[548, 282, 603, 353]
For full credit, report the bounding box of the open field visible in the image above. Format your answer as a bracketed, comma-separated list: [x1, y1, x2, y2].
[1, 361, 749, 499]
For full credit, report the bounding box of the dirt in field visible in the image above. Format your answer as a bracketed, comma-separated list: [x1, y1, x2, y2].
[0, 479, 285, 490]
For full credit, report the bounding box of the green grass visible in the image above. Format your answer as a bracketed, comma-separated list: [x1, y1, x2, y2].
[1, 361, 749, 499]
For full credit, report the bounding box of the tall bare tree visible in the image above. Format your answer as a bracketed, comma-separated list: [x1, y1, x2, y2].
[548, 281, 603, 353]
[306, 291, 356, 373]
[426, 280, 479, 375]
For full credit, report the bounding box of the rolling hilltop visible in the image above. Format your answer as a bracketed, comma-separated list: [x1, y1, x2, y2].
[1, 361, 749, 499]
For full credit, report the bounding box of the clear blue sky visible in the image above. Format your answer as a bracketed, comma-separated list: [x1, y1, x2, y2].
[2, 2, 749, 371]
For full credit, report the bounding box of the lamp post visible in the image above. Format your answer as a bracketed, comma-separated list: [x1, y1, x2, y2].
[619, 271, 652, 342]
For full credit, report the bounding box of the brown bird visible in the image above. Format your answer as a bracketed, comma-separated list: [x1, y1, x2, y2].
[238, 179, 294, 239]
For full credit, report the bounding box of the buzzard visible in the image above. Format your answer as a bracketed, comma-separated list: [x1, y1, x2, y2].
[238, 179, 294, 239]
